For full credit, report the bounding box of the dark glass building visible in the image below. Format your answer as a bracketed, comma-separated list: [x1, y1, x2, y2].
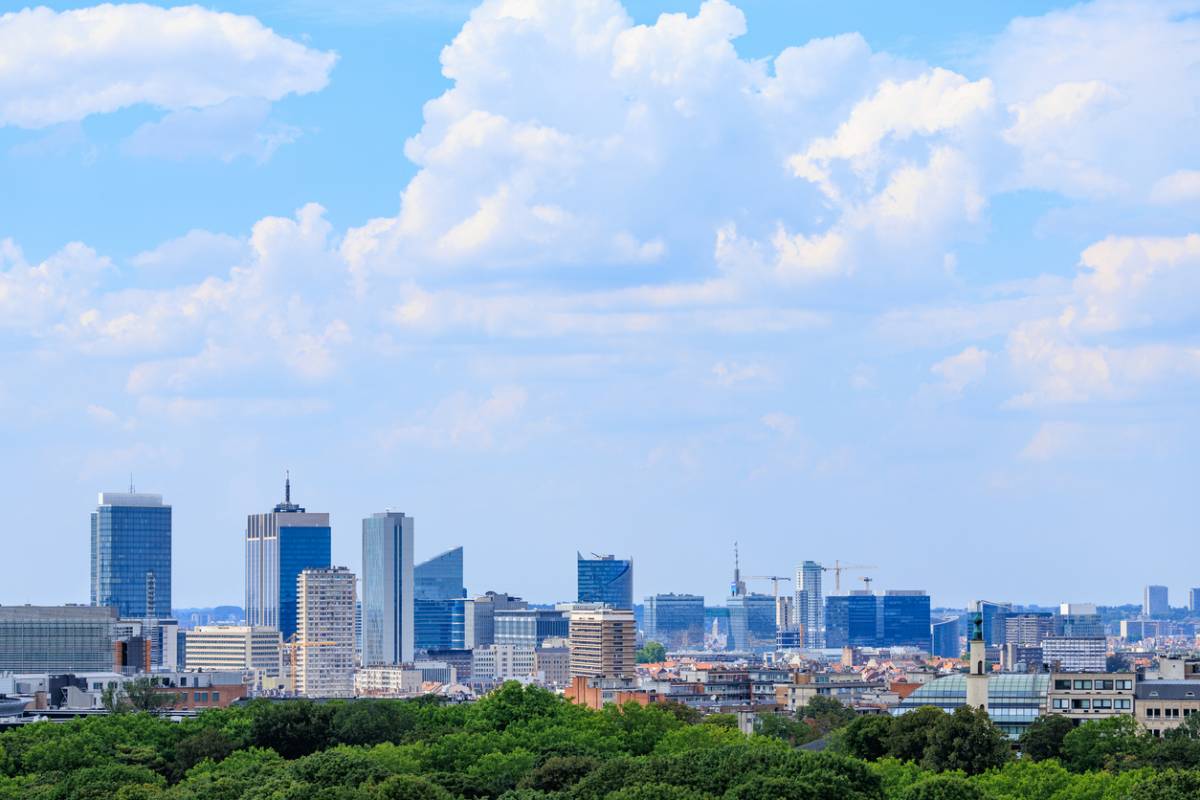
[727, 593, 776, 651]
[643, 593, 705, 649]
[414, 547, 466, 651]
[245, 478, 331, 640]
[91, 492, 172, 619]
[494, 608, 569, 647]
[825, 593, 879, 648]
[977, 600, 1013, 648]
[361, 511, 414, 665]
[577, 553, 633, 609]
[881, 591, 931, 650]
[931, 616, 960, 658]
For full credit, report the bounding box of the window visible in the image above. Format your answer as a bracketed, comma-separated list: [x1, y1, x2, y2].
[1053, 698, 1069, 709]
[1055, 680, 1071, 690]
[1116, 699, 1132, 710]
[1095, 680, 1114, 690]
[1116, 680, 1132, 689]
[180, 677, 188, 687]
[1147, 707, 1162, 718]
[1072, 699, 1091, 710]
[1094, 699, 1113, 710]
[1167, 708, 1180, 718]
[1073, 680, 1092, 690]
[212, 692, 220, 702]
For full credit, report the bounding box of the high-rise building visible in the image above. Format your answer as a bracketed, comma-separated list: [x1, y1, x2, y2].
[1005, 612, 1055, 647]
[825, 593, 878, 648]
[1145, 585, 1169, 617]
[1190, 588, 1200, 613]
[568, 607, 636, 679]
[643, 594, 705, 650]
[361, 511, 415, 665]
[795, 561, 824, 648]
[464, 592, 527, 649]
[414, 547, 466, 651]
[882, 591, 931, 649]
[727, 593, 777, 651]
[184, 626, 282, 676]
[91, 492, 172, 619]
[0, 605, 117, 673]
[1042, 637, 1106, 672]
[974, 600, 1013, 649]
[577, 553, 633, 609]
[495, 608, 570, 648]
[245, 477, 331, 640]
[931, 616, 960, 658]
[295, 567, 356, 697]
[471, 644, 536, 683]
[1058, 603, 1104, 638]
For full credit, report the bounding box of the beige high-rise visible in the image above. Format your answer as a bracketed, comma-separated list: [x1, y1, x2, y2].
[568, 607, 636, 679]
[295, 567, 356, 698]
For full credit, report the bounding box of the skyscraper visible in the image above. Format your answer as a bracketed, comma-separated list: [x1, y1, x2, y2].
[1190, 588, 1200, 613]
[91, 491, 172, 619]
[726, 592, 777, 651]
[245, 477, 331, 640]
[931, 616, 960, 658]
[824, 593, 878, 648]
[1145, 585, 1169, 617]
[295, 567, 356, 697]
[361, 511, 415, 665]
[577, 553, 633, 609]
[795, 561, 823, 648]
[414, 546, 466, 651]
[643, 593, 705, 650]
[882, 591, 932, 650]
[568, 606, 636, 679]
[975, 600, 1013, 649]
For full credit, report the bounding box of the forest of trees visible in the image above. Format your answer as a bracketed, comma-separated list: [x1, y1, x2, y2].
[4, 684, 1200, 799]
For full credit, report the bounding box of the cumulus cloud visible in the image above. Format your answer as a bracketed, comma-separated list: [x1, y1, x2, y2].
[385, 386, 530, 449]
[931, 346, 990, 394]
[122, 98, 302, 163]
[0, 4, 336, 128]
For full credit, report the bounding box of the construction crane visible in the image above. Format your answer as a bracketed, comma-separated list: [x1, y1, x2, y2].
[746, 575, 793, 601]
[823, 561, 878, 593]
[860, 576, 874, 592]
[288, 634, 337, 695]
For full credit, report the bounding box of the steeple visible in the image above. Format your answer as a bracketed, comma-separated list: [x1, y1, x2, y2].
[966, 609, 989, 712]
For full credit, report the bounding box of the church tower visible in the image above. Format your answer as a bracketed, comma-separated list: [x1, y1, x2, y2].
[965, 610, 989, 711]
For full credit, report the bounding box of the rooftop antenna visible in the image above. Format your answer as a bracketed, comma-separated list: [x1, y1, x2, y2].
[129, 473, 135, 493]
[285, 470, 291, 505]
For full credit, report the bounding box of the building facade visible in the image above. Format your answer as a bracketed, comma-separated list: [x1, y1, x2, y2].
[465, 592, 527, 649]
[825, 593, 878, 648]
[245, 479, 331, 640]
[1042, 637, 1106, 672]
[494, 608, 570, 648]
[91, 492, 172, 619]
[1136, 681, 1200, 736]
[354, 665, 424, 697]
[577, 553, 633, 609]
[643, 593, 705, 650]
[1046, 673, 1134, 723]
[931, 616, 960, 658]
[727, 593, 777, 651]
[472, 644, 536, 683]
[1144, 585, 1169, 617]
[795, 561, 824, 648]
[0, 605, 117, 673]
[361, 511, 415, 665]
[882, 591, 932, 649]
[183, 625, 281, 676]
[295, 567, 356, 697]
[414, 547, 466, 651]
[569, 607, 636, 679]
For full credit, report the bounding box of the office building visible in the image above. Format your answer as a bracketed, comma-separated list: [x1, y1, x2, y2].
[882, 591, 931, 650]
[414, 547, 466, 651]
[727, 593, 777, 651]
[974, 600, 1013, 651]
[245, 477, 331, 640]
[825, 593, 878, 648]
[1145, 585, 1169, 617]
[569, 607, 636, 679]
[91, 492, 172, 619]
[494, 608, 569, 648]
[184, 626, 282, 676]
[795, 561, 824, 648]
[577, 553, 633, 609]
[535, 640, 571, 688]
[361, 511, 415, 665]
[823, 590, 931, 650]
[112, 617, 179, 670]
[464, 592, 527, 649]
[1190, 589, 1200, 613]
[355, 601, 362, 664]
[1047, 673, 1134, 723]
[931, 616, 960, 658]
[355, 665, 424, 697]
[1042, 637, 1106, 672]
[1058, 603, 1104, 638]
[295, 567, 356, 697]
[0, 605, 117, 673]
[643, 593, 705, 650]
[472, 644, 536, 683]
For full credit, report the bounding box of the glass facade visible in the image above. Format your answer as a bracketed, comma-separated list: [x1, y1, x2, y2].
[494, 609, 569, 647]
[824, 594, 878, 648]
[91, 493, 172, 619]
[362, 512, 414, 665]
[978, 600, 1013, 648]
[245, 489, 331, 641]
[727, 593, 776, 651]
[577, 553, 633, 609]
[278, 527, 332, 640]
[643, 594, 704, 649]
[795, 561, 824, 648]
[882, 592, 931, 649]
[414, 547, 465, 652]
[893, 673, 1050, 739]
[931, 616, 960, 658]
[0, 606, 118, 672]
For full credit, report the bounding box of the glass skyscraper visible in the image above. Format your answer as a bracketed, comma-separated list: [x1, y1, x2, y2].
[245, 478, 331, 640]
[795, 560, 824, 648]
[361, 511, 414, 665]
[825, 593, 879, 648]
[414, 546, 466, 651]
[577, 553, 633, 609]
[643, 593, 705, 649]
[931, 616, 960, 658]
[727, 593, 777, 651]
[91, 492, 172, 619]
[881, 591, 931, 649]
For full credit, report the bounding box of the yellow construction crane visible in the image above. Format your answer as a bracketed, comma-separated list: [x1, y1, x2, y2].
[288, 635, 337, 696]
[824, 561, 878, 593]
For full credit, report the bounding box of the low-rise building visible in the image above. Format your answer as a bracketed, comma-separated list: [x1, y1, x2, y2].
[1045, 673, 1135, 723]
[534, 641, 570, 688]
[355, 665, 424, 697]
[1136, 680, 1200, 737]
[472, 644, 536, 683]
[184, 626, 282, 677]
[1042, 637, 1106, 672]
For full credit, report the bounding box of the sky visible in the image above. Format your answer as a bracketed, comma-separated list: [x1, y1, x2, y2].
[2, 0, 1199, 611]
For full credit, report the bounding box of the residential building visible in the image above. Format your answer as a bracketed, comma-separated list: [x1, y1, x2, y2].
[354, 665, 424, 697]
[91, 492, 172, 619]
[577, 553, 633, 609]
[465, 592, 527, 649]
[1144, 585, 1169, 617]
[931, 616, 960, 658]
[795, 561, 824, 648]
[1042, 637, 1106, 672]
[295, 567, 356, 697]
[1046, 673, 1135, 723]
[1136, 681, 1200, 737]
[643, 593, 705, 650]
[184, 625, 282, 676]
[569, 607, 636, 679]
[535, 640, 571, 688]
[245, 477, 331, 640]
[361, 511, 415, 665]
[0, 605, 117, 673]
[414, 547, 466, 651]
[726, 592, 776, 651]
[495, 608, 570, 647]
[472, 644, 536, 683]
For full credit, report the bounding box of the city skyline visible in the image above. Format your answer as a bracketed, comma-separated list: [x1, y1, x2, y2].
[3, 0, 1200, 609]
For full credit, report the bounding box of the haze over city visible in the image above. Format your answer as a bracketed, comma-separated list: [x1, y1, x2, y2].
[2, 0, 1199, 610]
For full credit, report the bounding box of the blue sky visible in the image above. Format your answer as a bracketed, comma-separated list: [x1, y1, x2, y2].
[2, 0, 1199, 610]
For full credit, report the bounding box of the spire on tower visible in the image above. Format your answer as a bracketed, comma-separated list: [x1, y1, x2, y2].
[285, 470, 291, 505]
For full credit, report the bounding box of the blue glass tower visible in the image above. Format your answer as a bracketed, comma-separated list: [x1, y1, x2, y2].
[931, 616, 961, 658]
[644, 594, 705, 649]
[414, 546, 465, 651]
[90, 492, 172, 619]
[824, 594, 879, 648]
[577, 553, 633, 609]
[881, 591, 931, 649]
[362, 512, 414, 665]
[245, 477, 331, 640]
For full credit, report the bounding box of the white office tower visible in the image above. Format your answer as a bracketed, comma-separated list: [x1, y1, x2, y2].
[361, 512, 415, 664]
[795, 561, 824, 648]
[295, 567, 356, 697]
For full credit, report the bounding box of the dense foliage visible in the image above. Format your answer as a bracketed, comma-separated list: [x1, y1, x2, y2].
[2, 685, 1200, 799]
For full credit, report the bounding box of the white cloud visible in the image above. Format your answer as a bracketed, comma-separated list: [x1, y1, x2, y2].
[931, 346, 990, 394]
[0, 4, 336, 129]
[761, 411, 798, 438]
[386, 386, 530, 449]
[712, 361, 771, 387]
[1151, 170, 1200, 205]
[122, 98, 302, 163]
[1019, 421, 1085, 462]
